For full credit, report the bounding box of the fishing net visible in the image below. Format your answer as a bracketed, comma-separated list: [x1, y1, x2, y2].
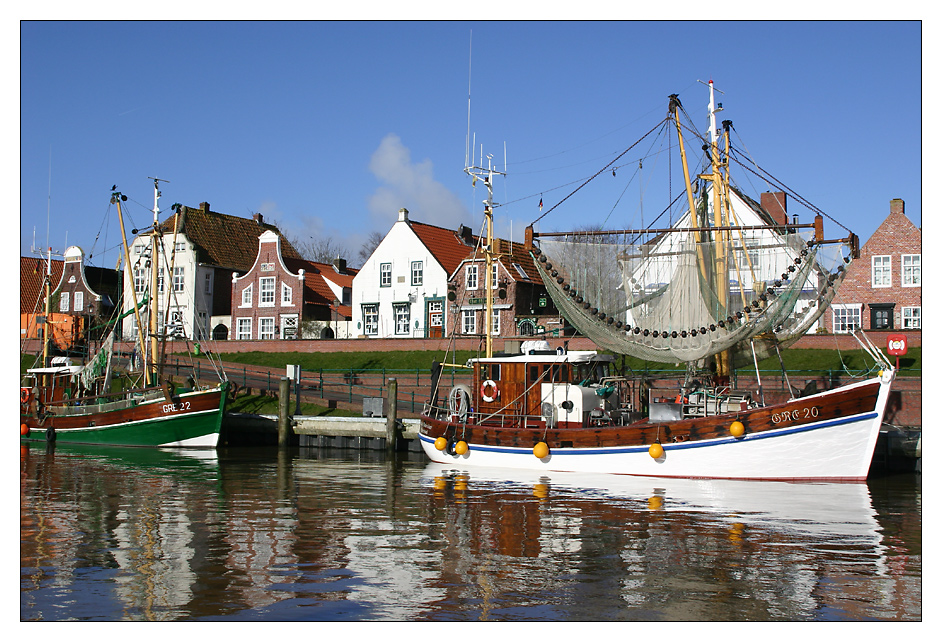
[535, 210, 851, 369]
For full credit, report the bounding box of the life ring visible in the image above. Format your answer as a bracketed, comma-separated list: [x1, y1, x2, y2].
[481, 379, 499, 403]
[20, 388, 31, 404]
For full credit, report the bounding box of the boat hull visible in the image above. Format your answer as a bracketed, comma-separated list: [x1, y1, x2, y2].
[20, 383, 228, 448]
[420, 372, 895, 481]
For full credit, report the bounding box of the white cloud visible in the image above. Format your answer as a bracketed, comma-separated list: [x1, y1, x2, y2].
[367, 134, 469, 228]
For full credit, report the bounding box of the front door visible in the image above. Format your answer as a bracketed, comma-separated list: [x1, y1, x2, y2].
[426, 299, 443, 338]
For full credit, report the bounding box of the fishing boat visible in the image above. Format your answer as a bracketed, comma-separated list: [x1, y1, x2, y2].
[419, 82, 895, 481]
[20, 181, 229, 448]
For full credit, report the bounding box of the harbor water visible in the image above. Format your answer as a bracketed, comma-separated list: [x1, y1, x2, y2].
[20, 441, 920, 621]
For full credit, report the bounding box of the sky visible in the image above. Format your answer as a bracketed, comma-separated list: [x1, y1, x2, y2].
[18, 19, 923, 272]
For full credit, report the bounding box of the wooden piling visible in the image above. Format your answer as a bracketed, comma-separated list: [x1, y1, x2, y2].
[386, 378, 398, 454]
[278, 376, 291, 447]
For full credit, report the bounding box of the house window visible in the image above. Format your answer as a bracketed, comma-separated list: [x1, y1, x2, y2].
[362, 304, 378, 335]
[259, 277, 276, 306]
[832, 304, 861, 334]
[281, 282, 293, 305]
[204, 273, 212, 295]
[174, 242, 187, 253]
[519, 319, 536, 336]
[134, 268, 146, 293]
[236, 318, 252, 340]
[466, 264, 479, 290]
[59, 291, 70, 312]
[259, 317, 276, 340]
[74, 291, 84, 312]
[411, 261, 423, 286]
[491, 264, 499, 290]
[462, 309, 477, 334]
[169, 310, 184, 337]
[491, 310, 500, 336]
[197, 312, 207, 338]
[902, 306, 921, 329]
[241, 284, 253, 307]
[380, 263, 392, 287]
[394, 303, 411, 335]
[902, 254, 921, 287]
[872, 255, 891, 288]
[173, 266, 185, 292]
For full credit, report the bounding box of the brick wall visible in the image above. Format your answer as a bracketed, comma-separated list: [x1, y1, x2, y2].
[827, 198, 921, 332]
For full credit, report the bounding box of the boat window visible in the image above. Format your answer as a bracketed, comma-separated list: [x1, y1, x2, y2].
[573, 362, 610, 385]
[480, 363, 501, 381]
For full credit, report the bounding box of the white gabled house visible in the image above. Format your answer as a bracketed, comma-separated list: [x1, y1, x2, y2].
[352, 208, 475, 338]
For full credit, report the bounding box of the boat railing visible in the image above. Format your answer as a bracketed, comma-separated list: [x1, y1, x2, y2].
[38, 384, 168, 409]
[422, 401, 545, 429]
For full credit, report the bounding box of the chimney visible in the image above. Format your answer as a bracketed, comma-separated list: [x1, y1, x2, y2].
[253, 212, 264, 225]
[200, 202, 210, 214]
[457, 224, 474, 245]
[333, 257, 347, 273]
[761, 191, 787, 226]
[398, 208, 409, 222]
[890, 198, 905, 217]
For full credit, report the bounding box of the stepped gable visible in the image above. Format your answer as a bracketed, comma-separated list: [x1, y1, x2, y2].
[21, 256, 64, 314]
[161, 203, 303, 272]
[407, 220, 478, 275]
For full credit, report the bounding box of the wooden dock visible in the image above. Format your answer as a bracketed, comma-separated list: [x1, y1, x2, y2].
[222, 412, 423, 452]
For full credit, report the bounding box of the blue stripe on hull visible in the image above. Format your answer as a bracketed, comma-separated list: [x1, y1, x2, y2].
[419, 411, 879, 456]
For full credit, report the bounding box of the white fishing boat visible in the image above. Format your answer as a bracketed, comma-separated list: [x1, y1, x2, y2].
[419, 82, 895, 481]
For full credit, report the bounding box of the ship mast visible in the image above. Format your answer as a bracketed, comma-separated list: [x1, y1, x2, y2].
[700, 79, 731, 377]
[148, 178, 168, 386]
[465, 154, 504, 358]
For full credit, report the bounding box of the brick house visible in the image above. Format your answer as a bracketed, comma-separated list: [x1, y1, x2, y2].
[122, 203, 302, 343]
[231, 230, 358, 340]
[826, 198, 921, 333]
[450, 235, 563, 339]
[21, 248, 121, 352]
[352, 208, 476, 339]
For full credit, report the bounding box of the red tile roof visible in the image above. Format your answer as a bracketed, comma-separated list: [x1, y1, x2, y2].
[455, 235, 542, 283]
[21, 256, 64, 314]
[408, 220, 478, 275]
[284, 258, 359, 319]
[160, 205, 302, 272]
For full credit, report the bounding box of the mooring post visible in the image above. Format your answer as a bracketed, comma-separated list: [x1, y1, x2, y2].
[278, 376, 291, 447]
[386, 378, 398, 454]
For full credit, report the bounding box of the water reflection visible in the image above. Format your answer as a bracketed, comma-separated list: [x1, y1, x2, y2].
[20, 443, 920, 621]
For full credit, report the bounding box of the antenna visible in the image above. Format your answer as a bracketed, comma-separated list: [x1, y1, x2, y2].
[465, 30, 472, 170]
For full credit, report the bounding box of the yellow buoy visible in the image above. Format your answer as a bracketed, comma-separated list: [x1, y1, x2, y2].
[647, 496, 664, 510]
[455, 440, 469, 455]
[434, 437, 447, 451]
[649, 442, 664, 459]
[729, 421, 745, 438]
[533, 442, 549, 459]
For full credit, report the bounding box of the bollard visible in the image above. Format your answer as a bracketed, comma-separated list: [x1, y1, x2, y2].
[278, 376, 291, 448]
[386, 378, 398, 455]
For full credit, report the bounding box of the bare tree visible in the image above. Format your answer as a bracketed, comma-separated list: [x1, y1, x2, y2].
[356, 231, 384, 268]
[296, 236, 349, 264]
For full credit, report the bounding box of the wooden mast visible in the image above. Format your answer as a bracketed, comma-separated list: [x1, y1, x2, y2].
[113, 189, 148, 378]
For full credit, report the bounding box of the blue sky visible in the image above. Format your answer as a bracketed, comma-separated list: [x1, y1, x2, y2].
[19, 20, 922, 271]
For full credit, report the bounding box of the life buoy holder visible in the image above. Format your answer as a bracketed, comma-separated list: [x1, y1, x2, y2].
[481, 379, 499, 403]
